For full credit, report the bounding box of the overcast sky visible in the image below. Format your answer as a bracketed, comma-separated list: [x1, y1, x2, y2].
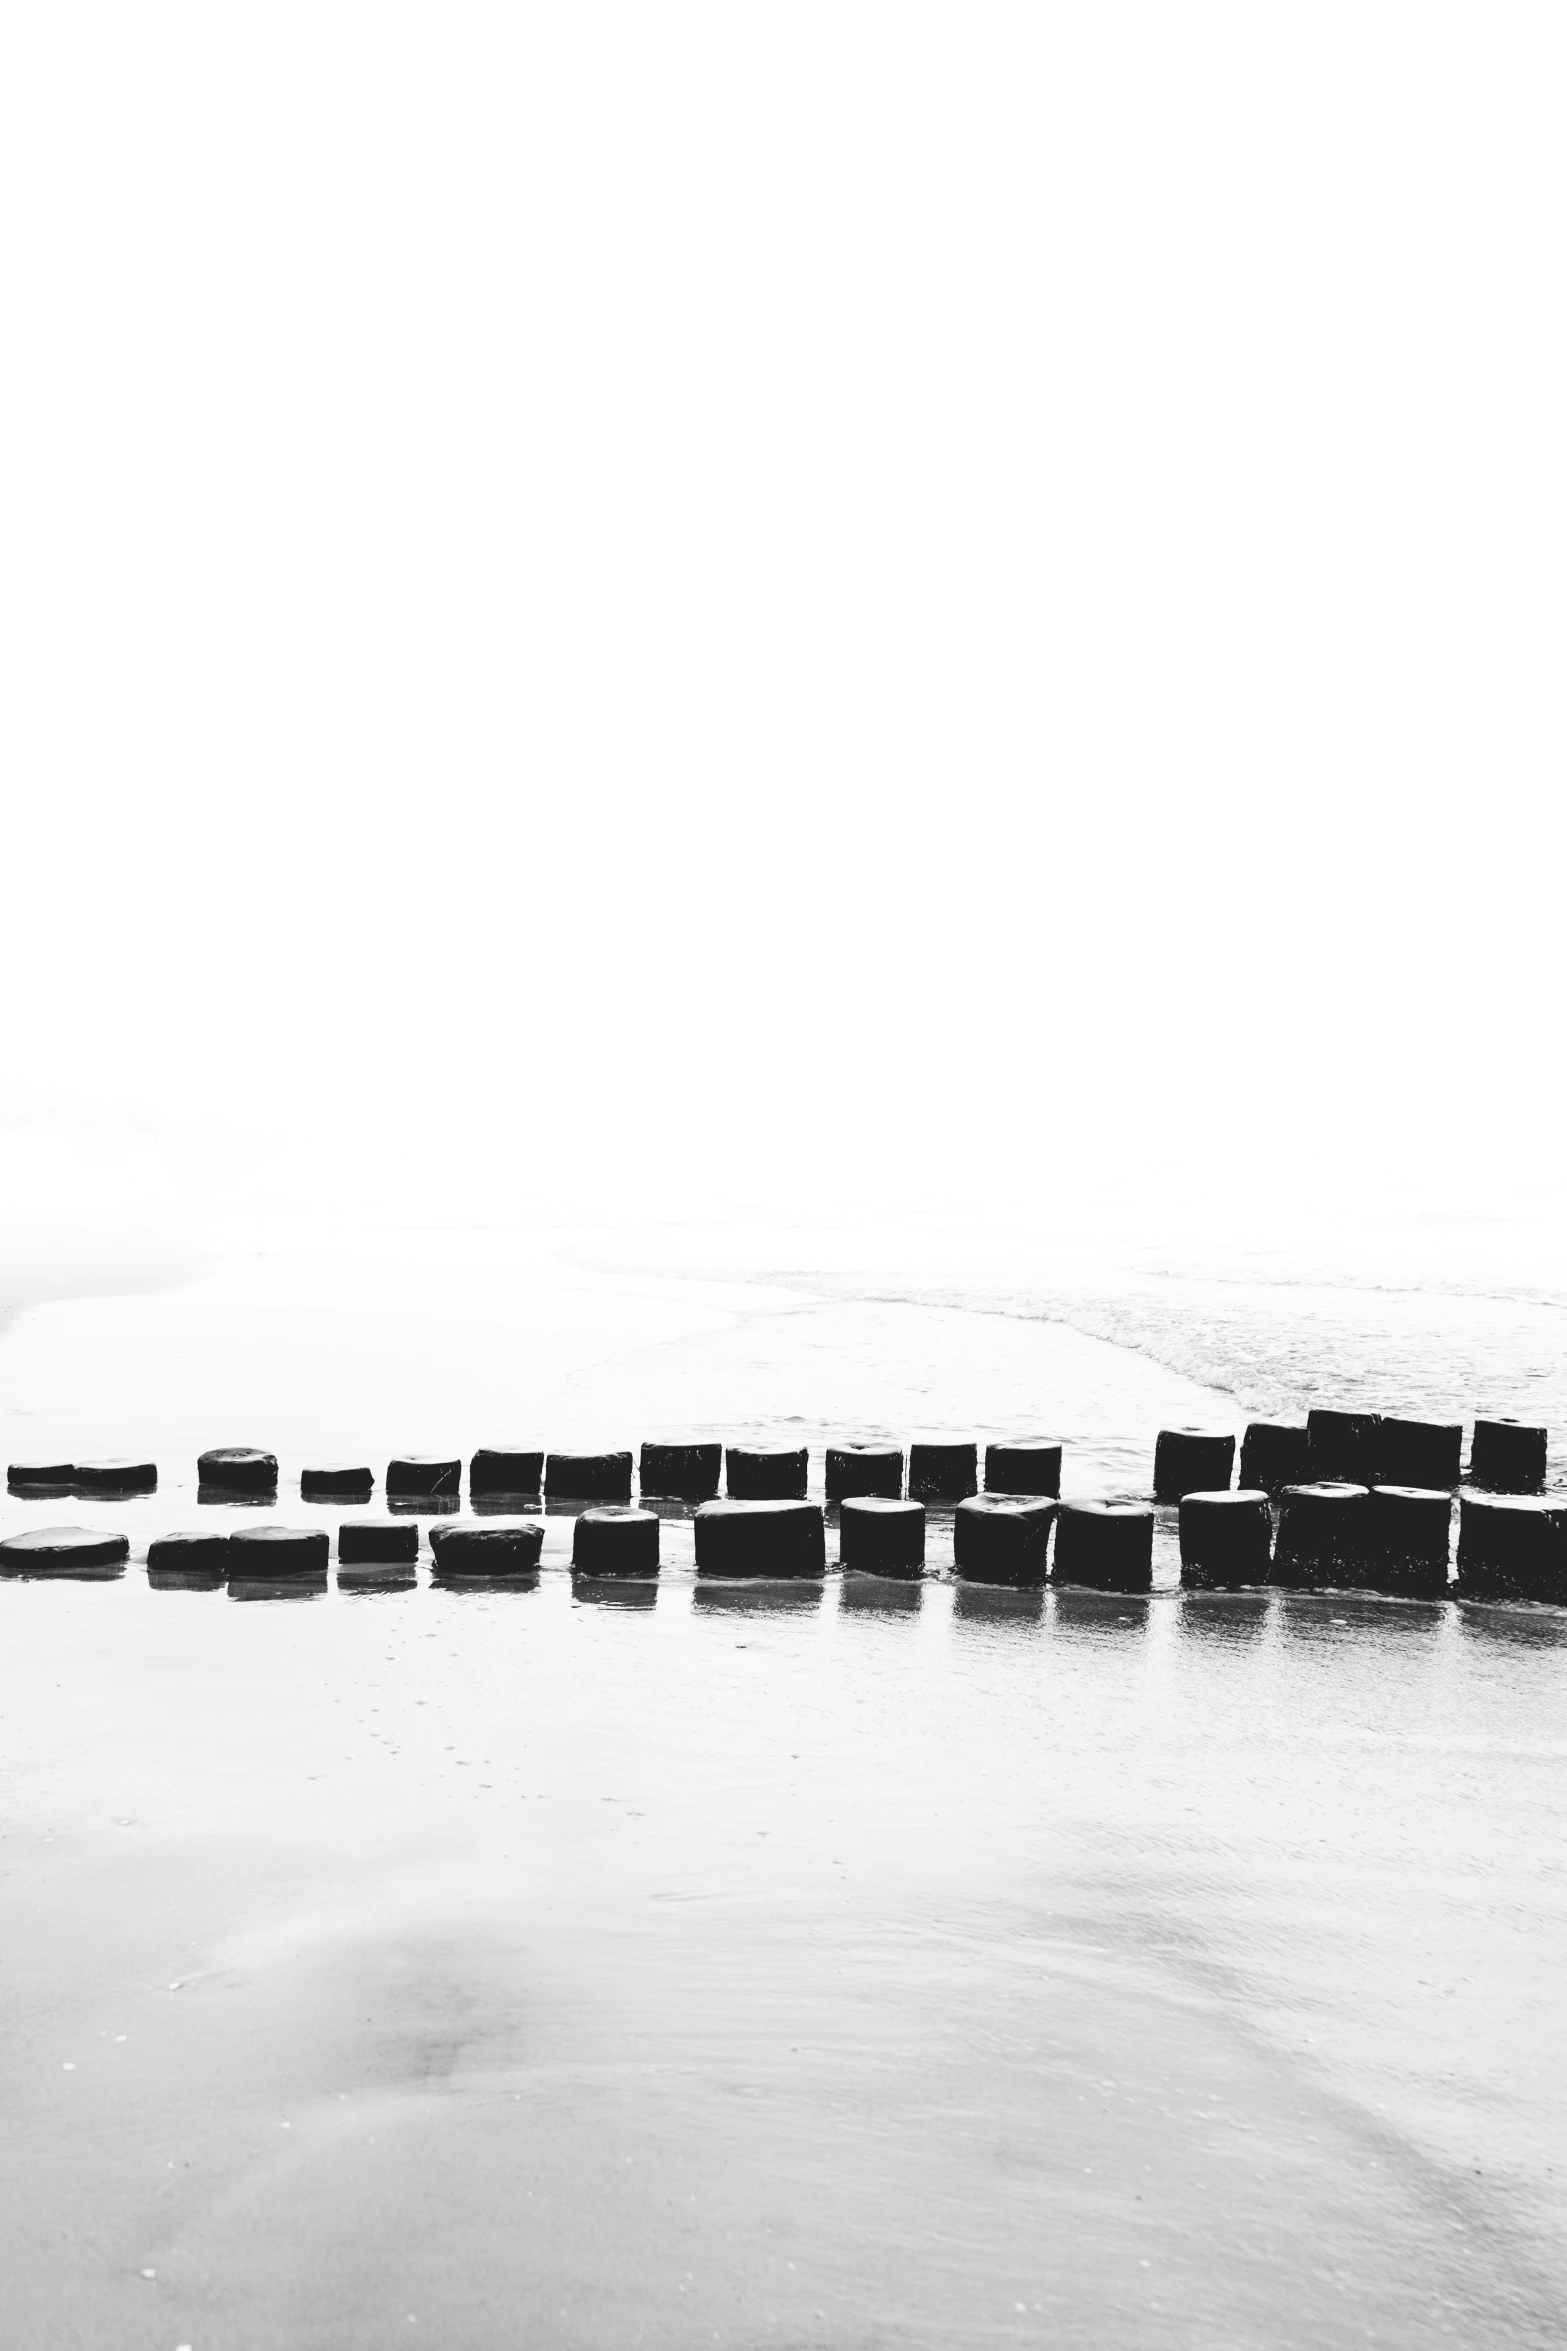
[2, 4, 1563, 1250]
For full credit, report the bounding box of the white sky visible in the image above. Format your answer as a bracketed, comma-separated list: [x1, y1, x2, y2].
[2, 4, 1563, 1247]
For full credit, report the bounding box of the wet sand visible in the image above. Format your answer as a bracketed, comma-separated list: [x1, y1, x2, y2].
[6, 1567, 1566, 2348]
[3, 1233, 1566, 2346]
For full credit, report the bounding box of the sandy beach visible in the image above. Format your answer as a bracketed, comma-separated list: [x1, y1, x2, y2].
[2, 1225, 1565, 2347]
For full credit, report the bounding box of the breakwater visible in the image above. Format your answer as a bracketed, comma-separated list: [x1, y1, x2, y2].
[3, 1411, 1559, 1600]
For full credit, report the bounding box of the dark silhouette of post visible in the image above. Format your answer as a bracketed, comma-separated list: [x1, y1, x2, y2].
[1271, 1482, 1370, 1588]
[726, 1446, 809, 1500]
[1377, 1418, 1462, 1490]
[953, 1495, 1056, 1585]
[572, 1506, 661, 1575]
[983, 1442, 1062, 1496]
[825, 1445, 904, 1501]
[545, 1452, 635, 1503]
[1237, 1423, 1310, 1494]
[470, 1448, 544, 1497]
[1053, 1501, 1154, 1592]
[387, 1457, 461, 1499]
[1178, 1490, 1272, 1588]
[429, 1522, 544, 1576]
[339, 1522, 419, 1564]
[198, 1448, 277, 1497]
[1362, 1486, 1451, 1598]
[1467, 1419, 1547, 1494]
[640, 1443, 722, 1502]
[1456, 1495, 1567, 1601]
[694, 1499, 826, 1578]
[838, 1496, 924, 1577]
[301, 1464, 374, 1501]
[907, 1443, 978, 1503]
[1306, 1410, 1380, 1486]
[1152, 1430, 1235, 1501]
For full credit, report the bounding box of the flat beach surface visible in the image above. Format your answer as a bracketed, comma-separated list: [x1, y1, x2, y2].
[3, 1223, 1565, 2347]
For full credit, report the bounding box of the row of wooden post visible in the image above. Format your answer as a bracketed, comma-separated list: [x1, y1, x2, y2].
[2, 1485, 1558, 1600]
[3, 1410, 1556, 1596]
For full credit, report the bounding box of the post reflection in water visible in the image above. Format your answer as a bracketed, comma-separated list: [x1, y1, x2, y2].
[4, 1564, 128, 1585]
[226, 1573, 328, 1603]
[1273, 1591, 1446, 1654]
[691, 1580, 823, 1617]
[838, 1572, 923, 1616]
[1048, 1587, 1152, 1642]
[429, 1570, 540, 1598]
[571, 1574, 658, 1610]
[951, 1580, 1045, 1626]
[336, 1564, 417, 1597]
[1455, 1599, 1567, 1652]
[147, 1567, 226, 1594]
[1173, 1587, 1271, 1646]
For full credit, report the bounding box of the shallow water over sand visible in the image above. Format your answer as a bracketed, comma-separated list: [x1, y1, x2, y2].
[7, 1559, 1565, 2349]
[3, 1230, 1565, 2347]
